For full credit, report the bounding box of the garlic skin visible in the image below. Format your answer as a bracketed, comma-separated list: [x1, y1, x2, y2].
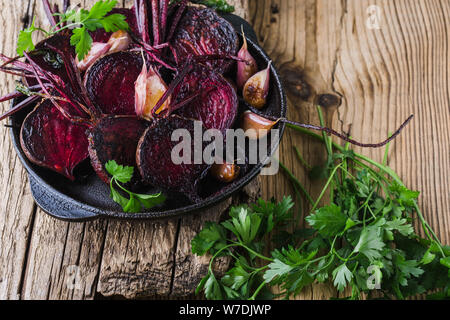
[241, 111, 279, 140]
[135, 62, 170, 120]
[76, 42, 111, 71]
[108, 30, 132, 53]
[243, 61, 271, 109]
[211, 163, 240, 183]
[236, 31, 258, 90]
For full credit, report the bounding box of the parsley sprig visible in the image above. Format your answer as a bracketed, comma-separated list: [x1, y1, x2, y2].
[17, 0, 129, 61]
[105, 160, 166, 213]
[193, 107, 450, 300]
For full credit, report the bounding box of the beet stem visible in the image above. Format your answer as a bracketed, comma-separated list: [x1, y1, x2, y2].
[151, 0, 161, 46]
[62, 0, 70, 13]
[42, 0, 57, 27]
[166, 0, 187, 44]
[160, 0, 169, 42]
[139, 0, 150, 44]
[0, 95, 40, 121]
[241, 100, 414, 148]
[151, 60, 192, 117]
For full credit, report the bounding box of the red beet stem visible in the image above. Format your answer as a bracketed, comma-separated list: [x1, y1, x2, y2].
[151, 61, 192, 117]
[0, 95, 41, 121]
[151, 0, 161, 46]
[139, 0, 150, 44]
[23, 52, 91, 124]
[0, 84, 47, 103]
[166, 0, 187, 44]
[131, 43, 176, 71]
[44, 43, 99, 117]
[160, 0, 169, 42]
[166, 92, 200, 116]
[62, 0, 70, 13]
[42, 0, 57, 27]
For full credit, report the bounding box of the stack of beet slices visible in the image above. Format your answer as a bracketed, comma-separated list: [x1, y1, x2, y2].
[1, 1, 243, 204]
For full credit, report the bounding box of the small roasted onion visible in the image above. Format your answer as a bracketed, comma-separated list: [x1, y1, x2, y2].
[107, 30, 132, 53]
[135, 59, 170, 120]
[243, 61, 271, 109]
[76, 42, 111, 71]
[237, 28, 258, 90]
[211, 162, 240, 183]
[241, 111, 279, 140]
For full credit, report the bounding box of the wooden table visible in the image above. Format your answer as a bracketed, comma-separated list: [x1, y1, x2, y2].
[0, 0, 448, 300]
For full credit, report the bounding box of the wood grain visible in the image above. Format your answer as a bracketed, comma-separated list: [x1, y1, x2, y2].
[0, 0, 448, 300]
[0, 0, 37, 300]
[1, 0, 255, 300]
[250, 0, 449, 299]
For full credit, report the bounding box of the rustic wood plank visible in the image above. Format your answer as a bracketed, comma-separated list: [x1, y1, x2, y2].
[0, 0, 37, 300]
[331, 0, 449, 244]
[250, 0, 449, 300]
[18, 0, 253, 300]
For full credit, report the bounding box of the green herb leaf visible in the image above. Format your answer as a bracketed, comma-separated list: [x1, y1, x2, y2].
[17, 17, 36, 56]
[105, 160, 165, 213]
[353, 226, 385, 261]
[191, 222, 227, 256]
[332, 264, 353, 292]
[306, 204, 348, 237]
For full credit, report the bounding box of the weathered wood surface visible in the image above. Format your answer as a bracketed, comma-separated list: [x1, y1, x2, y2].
[0, 0, 449, 300]
[252, 0, 450, 299]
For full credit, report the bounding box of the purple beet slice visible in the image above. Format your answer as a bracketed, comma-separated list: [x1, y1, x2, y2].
[137, 116, 209, 202]
[174, 66, 238, 132]
[171, 7, 239, 73]
[88, 116, 148, 184]
[20, 99, 90, 180]
[84, 51, 143, 115]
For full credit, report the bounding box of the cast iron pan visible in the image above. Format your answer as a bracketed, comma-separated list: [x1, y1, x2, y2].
[9, 14, 287, 221]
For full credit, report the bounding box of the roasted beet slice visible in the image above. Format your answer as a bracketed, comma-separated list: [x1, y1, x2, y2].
[84, 51, 143, 115]
[90, 8, 138, 43]
[175, 66, 238, 132]
[88, 116, 148, 184]
[171, 7, 238, 73]
[137, 116, 209, 202]
[20, 99, 89, 180]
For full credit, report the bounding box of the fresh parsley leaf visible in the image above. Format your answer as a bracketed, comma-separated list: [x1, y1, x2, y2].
[105, 160, 165, 213]
[105, 160, 133, 184]
[332, 264, 353, 292]
[17, 0, 129, 61]
[306, 204, 348, 237]
[353, 226, 386, 261]
[264, 259, 293, 283]
[222, 207, 261, 245]
[17, 17, 37, 56]
[191, 222, 227, 256]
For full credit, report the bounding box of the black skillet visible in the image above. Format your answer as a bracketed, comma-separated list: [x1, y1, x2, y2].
[9, 14, 287, 221]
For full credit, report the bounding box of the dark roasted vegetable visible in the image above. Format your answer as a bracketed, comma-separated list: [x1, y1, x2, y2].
[174, 65, 238, 132]
[20, 99, 90, 180]
[137, 116, 209, 202]
[88, 116, 149, 185]
[84, 51, 144, 115]
[171, 6, 239, 72]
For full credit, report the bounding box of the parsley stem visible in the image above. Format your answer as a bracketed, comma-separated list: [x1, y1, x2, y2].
[293, 146, 312, 170]
[286, 123, 445, 257]
[232, 242, 274, 262]
[249, 281, 268, 300]
[310, 163, 343, 213]
[279, 161, 314, 206]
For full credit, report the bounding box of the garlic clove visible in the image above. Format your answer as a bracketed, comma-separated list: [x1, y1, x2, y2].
[76, 42, 111, 71]
[107, 30, 132, 53]
[211, 162, 240, 183]
[236, 28, 258, 90]
[135, 62, 170, 120]
[243, 61, 271, 109]
[241, 111, 279, 140]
